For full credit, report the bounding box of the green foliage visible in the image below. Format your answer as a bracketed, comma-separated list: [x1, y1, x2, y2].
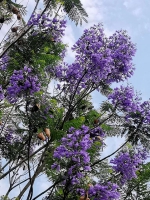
[99, 83, 113, 96]
[101, 123, 112, 131]
[63, 116, 85, 131]
[136, 162, 150, 183]
[44, 0, 88, 25]
[62, 0, 88, 25]
[119, 162, 150, 199]
[85, 110, 100, 126]
[100, 101, 114, 113]
[7, 35, 65, 75]
[0, 196, 10, 200]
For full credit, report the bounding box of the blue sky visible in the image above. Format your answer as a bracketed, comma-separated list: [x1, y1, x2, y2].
[1, 0, 150, 198]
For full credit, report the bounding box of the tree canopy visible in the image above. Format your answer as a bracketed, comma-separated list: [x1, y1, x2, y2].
[0, 0, 150, 200]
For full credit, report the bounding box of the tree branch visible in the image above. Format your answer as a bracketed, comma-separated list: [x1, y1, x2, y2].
[91, 139, 129, 167]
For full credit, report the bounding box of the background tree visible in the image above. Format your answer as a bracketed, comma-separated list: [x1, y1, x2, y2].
[0, 0, 150, 200]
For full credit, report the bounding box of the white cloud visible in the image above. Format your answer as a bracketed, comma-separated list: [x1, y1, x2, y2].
[132, 7, 142, 17]
[81, 0, 104, 29]
[63, 24, 76, 62]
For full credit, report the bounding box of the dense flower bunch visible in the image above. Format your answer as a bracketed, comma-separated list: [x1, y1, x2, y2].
[54, 24, 136, 94]
[108, 85, 141, 113]
[88, 183, 120, 200]
[110, 149, 148, 185]
[90, 126, 105, 144]
[90, 126, 105, 138]
[139, 101, 150, 123]
[5, 130, 14, 143]
[0, 85, 4, 101]
[127, 100, 150, 124]
[7, 66, 40, 103]
[52, 125, 93, 185]
[107, 31, 135, 81]
[5, 131, 23, 144]
[78, 182, 120, 200]
[1, 127, 23, 144]
[0, 54, 9, 70]
[1, 126, 36, 158]
[28, 13, 66, 42]
[108, 86, 150, 125]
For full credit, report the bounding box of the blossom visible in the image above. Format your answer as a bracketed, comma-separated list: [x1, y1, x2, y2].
[7, 66, 40, 103]
[52, 125, 93, 186]
[28, 14, 66, 42]
[110, 149, 148, 185]
[53, 24, 136, 94]
[0, 54, 9, 70]
[108, 85, 141, 113]
[79, 182, 120, 200]
[88, 182, 120, 200]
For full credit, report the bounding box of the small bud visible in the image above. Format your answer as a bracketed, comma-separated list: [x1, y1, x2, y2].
[44, 128, 50, 138]
[79, 197, 85, 200]
[17, 13, 21, 20]
[37, 132, 45, 141]
[94, 119, 99, 124]
[87, 183, 93, 187]
[95, 136, 102, 141]
[12, 6, 19, 14]
[11, 26, 18, 32]
[36, 103, 40, 109]
[79, 197, 90, 200]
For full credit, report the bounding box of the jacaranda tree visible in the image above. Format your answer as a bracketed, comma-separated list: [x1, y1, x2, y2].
[0, 0, 150, 200]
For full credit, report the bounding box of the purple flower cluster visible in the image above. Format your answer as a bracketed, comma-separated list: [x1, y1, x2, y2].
[108, 86, 150, 128]
[90, 126, 105, 138]
[90, 126, 105, 144]
[28, 14, 66, 42]
[52, 125, 93, 185]
[53, 24, 136, 94]
[78, 182, 120, 200]
[4, 128, 22, 144]
[0, 85, 4, 101]
[108, 85, 141, 113]
[88, 183, 120, 200]
[5, 130, 13, 143]
[7, 66, 40, 103]
[110, 149, 148, 185]
[130, 101, 150, 124]
[0, 54, 9, 70]
[139, 101, 150, 123]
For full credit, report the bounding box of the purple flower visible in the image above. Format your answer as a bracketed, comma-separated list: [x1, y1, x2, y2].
[53, 24, 136, 95]
[52, 126, 93, 186]
[80, 182, 120, 200]
[108, 85, 141, 113]
[0, 54, 9, 70]
[28, 14, 66, 42]
[7, 66, 40, 103]
[110, 149, 148, 185]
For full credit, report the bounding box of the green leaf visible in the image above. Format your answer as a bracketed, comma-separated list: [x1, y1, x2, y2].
[63, 116, 85, 131]
[101, 124, 112, 131]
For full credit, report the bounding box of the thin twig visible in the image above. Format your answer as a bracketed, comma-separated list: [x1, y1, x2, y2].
[0, 142, 48, 180]
[91, 139, 129, 167]
[32, 180, 62, 200]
